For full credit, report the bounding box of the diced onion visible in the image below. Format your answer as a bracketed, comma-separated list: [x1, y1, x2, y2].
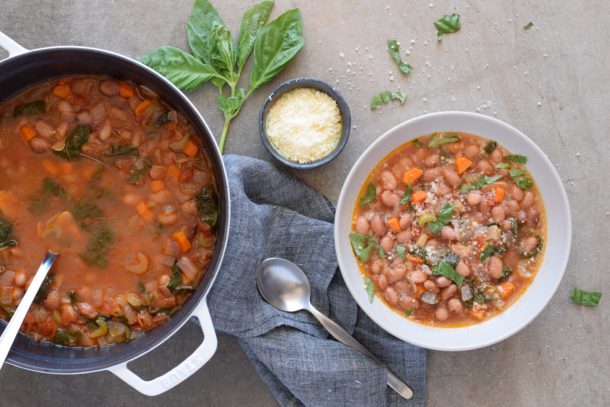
[461, 285, 473, 302]
[107, 321, 126, 338]
[163, 240, 180, 257]
[421, 291, 438, 305]
[177, 256, 198, 281]
[160, 255, 176, 268]
[0, 271, 15, 287]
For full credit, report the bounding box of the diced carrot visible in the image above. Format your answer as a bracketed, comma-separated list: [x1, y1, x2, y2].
[81, 165, 96, 180]
[455, 156, 472, 175]
[387, 217, 401, 233]
[52, 84, 71, 99]
[183, 139, 199, 158]
[58, 162, 74, 175]
[42, 159, 59, 176]
[136, 201, 154, 222]
[415, 284, 425, 298]
[168, 165, 180, 178]
[119, 82, 135, 98]
[402, 167, 423, 185]
[411, 190, 428, 203]
[150, 180, 166, 193]
[20, 124, 36, 142]
[499, 282, 515, 299]
[469, 308, 486, 321]
[134, 99, 152, 116]
[406, 255, 423, 265]
[171, 230, 192, 253]
[494, 187, 505, 204]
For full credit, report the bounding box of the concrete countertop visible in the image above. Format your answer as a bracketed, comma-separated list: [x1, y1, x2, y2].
[0, 1, 608, 406]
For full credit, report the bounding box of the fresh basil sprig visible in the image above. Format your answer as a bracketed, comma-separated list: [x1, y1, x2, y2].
[141, 0, 304, 153]
[431, 261, 463, 287]
[387, 40, 413, 75]
[434, 13, 461, 41]
[370, 91, 407, 110]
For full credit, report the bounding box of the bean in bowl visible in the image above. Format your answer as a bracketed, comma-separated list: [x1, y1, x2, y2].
[351, 132, 546, 327]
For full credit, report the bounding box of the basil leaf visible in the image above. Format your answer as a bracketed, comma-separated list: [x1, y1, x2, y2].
[480, 244, 506, 260]
[237, 0, 274, 70]
[55, 125, 91, 160]
[13, 100, 45, 117]
[571, 287, 602, 307]
[497, 267, 513, 283]
[187, 0, 225, 66]
[495, 162, 510, 169]
[387, 40, 413, 75]
[400, 185, 412, 205]
[140, 46, 220, 92]
[42, 178, 67, 199]
[428, 203, 453, 233]
[395, 245, 406, 260]
[431, 261, 463, 287]
[505, 154, 528, 164]
[249, 9, 305, 90]
[106, 144, 139, 157]
[484, 140, 497, 154]
[350, 232, 372, 263]
[403, 308, 414, 317]
[460, 174, 502, 193]
[360, 183, 376, 206]
[364, 277, 375, 303]
[434, 13, 461, 41]
[509, 168, 534, 189]
[196, 186, 219, 228]
[217, 89, 246, 117]
[524, 21, 534, 30]
[370, 91, 407, 110]
[427, 134, 459, 148]
[210, 24, 236, 76]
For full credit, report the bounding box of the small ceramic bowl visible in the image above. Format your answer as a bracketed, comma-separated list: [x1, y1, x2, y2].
[259, 77, 351, 170]
[334, 111, 572, 351]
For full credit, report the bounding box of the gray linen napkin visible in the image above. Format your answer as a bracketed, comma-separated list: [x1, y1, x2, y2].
[205, 155, 426, 406]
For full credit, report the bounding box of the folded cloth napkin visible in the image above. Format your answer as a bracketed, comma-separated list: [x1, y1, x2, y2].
[205, 155, 426, 407]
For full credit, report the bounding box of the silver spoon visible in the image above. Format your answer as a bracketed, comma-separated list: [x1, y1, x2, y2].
[0, 250, 58, 371]
[256, 257, 413, 400]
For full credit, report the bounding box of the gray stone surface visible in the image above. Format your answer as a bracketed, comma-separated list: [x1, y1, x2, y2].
[0, 0, 609, 406]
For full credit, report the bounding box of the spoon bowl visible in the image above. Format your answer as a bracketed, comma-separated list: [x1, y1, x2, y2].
[256, 258, 311, 312]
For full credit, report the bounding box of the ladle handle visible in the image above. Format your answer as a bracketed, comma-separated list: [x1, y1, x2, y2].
[307, 305, 413, 400]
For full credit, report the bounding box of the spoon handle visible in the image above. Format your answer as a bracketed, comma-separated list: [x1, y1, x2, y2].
[0, 251, 58, 371]
[307, 305, 413, 400]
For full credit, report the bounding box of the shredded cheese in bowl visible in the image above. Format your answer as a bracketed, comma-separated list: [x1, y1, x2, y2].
[265, 87, 343, 164]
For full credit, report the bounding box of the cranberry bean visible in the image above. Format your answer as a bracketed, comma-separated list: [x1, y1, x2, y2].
[371, 215, 386, 237]
[77, 111, 92, 125]
[456, 261, 471, 277]
[370, 259, 385, 275]
[442, 167, 461, 188]
[399, 295, 419, 310]
[479, 199, 491, 217]
[407, 270, 428, 284]
[517, 210, 527, 223]
[90, 101, 107, 123]
[441, 284, 458, 300]
[386, 262, 407, 284]
[380, 170, 398, 190]
[396, 230, 412, 244]
[423, 167, 441, 182]
[504, 249, 521, 268]
[511, 184, 524, 201]
[490, 149, 503, 163]
[467, 190, 483, 206]
[435, 276, 452, 288]
[376, 274, 388, 290]
[14, 271, 26, 287]
[527, 208, 540, 227]
[355, 216, 370, 235]
[464, 144, 480, 159]
[424, 280, 440, 293]
[43, 289, 60, 310]
[504, 199, 520, 215]
[441, 226, 456, 241]
[502, 220, 512, 231]
[380, 190, 400, 207]
[437, 182, 452, 195]
[399, 214, 412, 229]
[384, 287, 398, 305]
[34, 120, 55, 139]
[393, 280, 411, 295]
[149, 165, 167, 180]
[29, 137, 50, 153]
[521, 236, 539, 254]
[435, 306, 449, 321]
[521, 191, 534, 208]
[100, 80, 120, 96]
[425, 239, 439, 249]
[488, 256, 503, 279]
[380, 235, 395, 253]
[445, 141, 464, 154]
[448, 298, 463, 313]
[424, 153, 440, 168]
[491, 206, 505, 223]
[477, 160, 494, 175]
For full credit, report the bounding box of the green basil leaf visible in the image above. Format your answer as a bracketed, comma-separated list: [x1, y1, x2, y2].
[13, 100, 45, 117]
[571, 287, 602, 307]
[196, 186, 219, 228]
[431, 261, 463, 287]
[106, 144, 139, 157]
[364, 277, 375, 303]
[480, 244, 506, 260]
[387, 40, 413, 75]
[509, 168, 534, 190]
[395, 245, 406, 260]
[497, 267, 513, 283]
[370, 91, 407, 110]
[54, 125, 91, 160]
[403, 308, 414, 317]
[360, 183, 376, 206]
[187, 0, 225, 66]
[523, 21, 534, 30]
[427, 134, 459, 148]
[505, 154, 528, 164]
[484, 140, 497, 154]
[237, 0, 274, 70]
[249, 9, 304, 90]
[210, 24, 236, 76]
[349, 232, 372, 263]
[434, 13, 461, 41]
[495, 162, 510, 169]
[400, 185, 412, 205]
[217, 88, 246, 117]
[140, 46, 220, 92]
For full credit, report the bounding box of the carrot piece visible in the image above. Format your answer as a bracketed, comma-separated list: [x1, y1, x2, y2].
[171, 230, 192, 253]
[469, 308, 486, 321]
[58, 162, 74, 175]
[42, 159, 59, 176]
[136, 201, 154, 222]
[168, 165, 180, 178]
[119, 82, 135, 98]
[183, 139, 199, 158]
[387, 217, 401, 233]
[415, 284, 425, 298]
[402, 167, 423, 185]
[406, 255, 423, 265]
[455, 156, 472, 175]
[411, 190, 428, 203]
[20, 124, 36, 142]
[150, 180, 166, 193]
[494, 186, 505, 204]
[499, 282, 516, 299]
[52, 84, 71, 99]
[134, 99, 152, 116]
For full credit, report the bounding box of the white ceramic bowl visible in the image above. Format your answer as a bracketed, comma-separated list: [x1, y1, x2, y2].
[334, 111, 571, 351]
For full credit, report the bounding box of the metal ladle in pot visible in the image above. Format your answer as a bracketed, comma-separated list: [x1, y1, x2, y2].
[256, 257, 413, 400]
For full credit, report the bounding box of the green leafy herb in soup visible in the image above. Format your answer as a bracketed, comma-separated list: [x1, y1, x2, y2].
[350, 132, 546, 327]
[0, 75, 218, 346]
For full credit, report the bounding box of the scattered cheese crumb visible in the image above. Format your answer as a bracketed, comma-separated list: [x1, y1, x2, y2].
[266, 88, 342, 164]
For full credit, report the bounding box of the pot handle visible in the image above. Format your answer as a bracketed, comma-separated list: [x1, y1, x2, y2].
[0, 31, 28, 57]
[108, 298, 217, 396]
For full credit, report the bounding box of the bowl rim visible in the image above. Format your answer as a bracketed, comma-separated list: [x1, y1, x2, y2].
[258, 77, 351, 170]
[334, 111, 572, 351]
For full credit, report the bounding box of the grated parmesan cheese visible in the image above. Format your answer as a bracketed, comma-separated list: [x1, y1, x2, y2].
[265, 87, 342, 163]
